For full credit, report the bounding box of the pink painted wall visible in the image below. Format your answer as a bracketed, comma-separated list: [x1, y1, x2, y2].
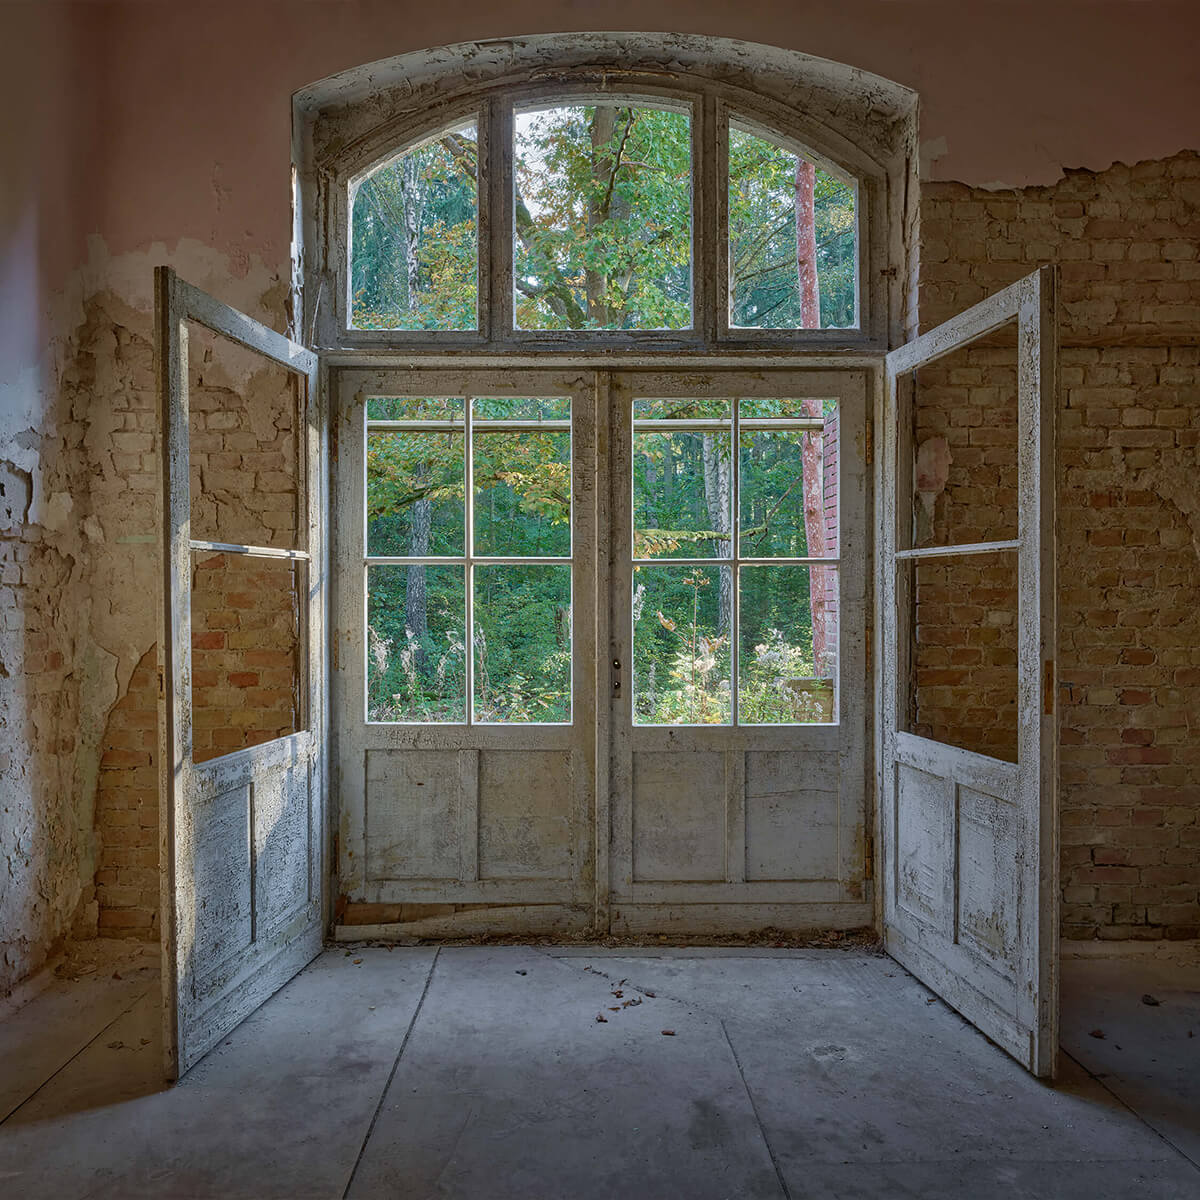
[5, 0, 1199, 305]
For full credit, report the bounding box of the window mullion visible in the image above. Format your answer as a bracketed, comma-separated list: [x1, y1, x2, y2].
[465, 397, 476, 723]
[698, 91, 720, 348]
[731, 398, 740, 725]
[488, 98, 513, 342]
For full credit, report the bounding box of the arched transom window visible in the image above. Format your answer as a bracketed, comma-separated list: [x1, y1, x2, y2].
[297, 38, 912, 352]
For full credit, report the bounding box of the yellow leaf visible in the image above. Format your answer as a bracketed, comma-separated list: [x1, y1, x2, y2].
[657, 611, 676, 632]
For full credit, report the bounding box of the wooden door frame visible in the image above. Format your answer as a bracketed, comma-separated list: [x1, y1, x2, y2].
[329, 367, 600, 929]
[605, 367, 873, 934]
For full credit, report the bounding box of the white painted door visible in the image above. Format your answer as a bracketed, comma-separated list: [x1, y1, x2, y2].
[879, 267, 1058, 1076]
[607, 370, 871, 934]
[331, 369, 597, 935]
[156, 268, 327, 1079]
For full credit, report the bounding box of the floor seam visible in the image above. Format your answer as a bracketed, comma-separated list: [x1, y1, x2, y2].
[719, 1018, 791, 1200]
[0, 985, 154, 1128]
[342, 947, 441, 1199]
[551, 955, 791, 1198]
[1060, 1046, 1200, 1175]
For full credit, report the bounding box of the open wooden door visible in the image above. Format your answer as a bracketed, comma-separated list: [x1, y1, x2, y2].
[879, 267, 1058, 1076]
[156, 267, 326, 1079]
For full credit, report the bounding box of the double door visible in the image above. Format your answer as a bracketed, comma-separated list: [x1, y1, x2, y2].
[331, 367, 870, 934]
[158, 268, 1058, 1082]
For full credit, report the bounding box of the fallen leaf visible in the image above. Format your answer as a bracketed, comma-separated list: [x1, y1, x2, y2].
[353, 958, 363, 965]
[112, 972, 122, 980]
[1142, 993, 1161, 1006]
[609, 1006, 620, 1012]
[661, 1030, 676, 1037]
[596, 1014, 607, 1023]
[612, 990, 624, 998]
[1089, 1029, 1106, 1039]
[644, 990, 656, 998]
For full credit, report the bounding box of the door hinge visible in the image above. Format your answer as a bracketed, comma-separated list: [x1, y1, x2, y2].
[330, 417, 339, 464]
[332, 630, 340, 672]
[1043, 658, 1055, 715]
[865, 418, 874, 467]
[157, 666, 165, 701]
[863, 833, 875, 881]
[865, 624, 872, 673]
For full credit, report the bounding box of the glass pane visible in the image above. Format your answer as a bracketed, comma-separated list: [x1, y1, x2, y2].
[728, 124, 857, 330]
[633, 564, 732, 725]
[187, 321, 303, 552]
[739, 427, 836, 557]
[633, 430, 731, 559]
[191, 551, 302, 763]
[907, 324, 1019, 549]
[367, 431, 464, 557]
[633, 396, 730, 421]
[473, 431, 571, 557]
[367, 396, 464, 421]
[350, 119, 479, 331]
[474, 565, 571, 723]
[904, 551, 1017, 762]
[739, 565, 837, 725]
[513, 102, 692, 331]
[367, 565, 466, 722]
[473, 396, 570, 421]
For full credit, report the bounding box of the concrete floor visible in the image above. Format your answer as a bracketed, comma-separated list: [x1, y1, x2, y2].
[1, 943, 1197, 1199]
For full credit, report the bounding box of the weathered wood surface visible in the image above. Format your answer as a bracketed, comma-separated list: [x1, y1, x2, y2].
[157, 267, 327, 1080]
[879, 267, 1058, 1077]
[332, 368, 597, 916]
[610, 369, 871, 924]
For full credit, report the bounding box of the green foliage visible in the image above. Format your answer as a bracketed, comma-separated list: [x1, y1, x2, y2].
[514, 105, 692, 330]
[729, 127, 856, 329]
[349, 112, 858, 335]
[351, 128, 479, 330]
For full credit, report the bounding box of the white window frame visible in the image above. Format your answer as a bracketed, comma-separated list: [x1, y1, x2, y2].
[298, 55, 899, 355]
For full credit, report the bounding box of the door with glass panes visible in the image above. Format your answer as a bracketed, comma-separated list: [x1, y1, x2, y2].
[332, 369, 597, 932]
[607, 370, 870, 931]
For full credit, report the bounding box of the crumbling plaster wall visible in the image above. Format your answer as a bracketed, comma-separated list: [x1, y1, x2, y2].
[2, 2, 1199, 993]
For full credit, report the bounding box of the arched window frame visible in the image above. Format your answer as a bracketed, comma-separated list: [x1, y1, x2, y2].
[293, 37, 916, 354]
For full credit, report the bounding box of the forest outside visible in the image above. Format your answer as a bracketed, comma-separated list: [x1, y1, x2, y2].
[363, 393, 839, 727]
[630, 397, 839, 726]
[349, 103, 857, 332]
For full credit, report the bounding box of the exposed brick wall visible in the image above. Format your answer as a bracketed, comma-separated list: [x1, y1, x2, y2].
[191, 552, 301, 763]
[920, 152, 1200, 940]
[907, 343, 1020, 760]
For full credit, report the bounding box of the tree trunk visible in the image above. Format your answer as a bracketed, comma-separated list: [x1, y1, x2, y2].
[795, 158, 830, 672]
[586, 105, 618, 327]
[405, 490, 432, 668]
[401, 152, 425, 307]
[794, 158, 821, 329]
[702, 434, 732, 634]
